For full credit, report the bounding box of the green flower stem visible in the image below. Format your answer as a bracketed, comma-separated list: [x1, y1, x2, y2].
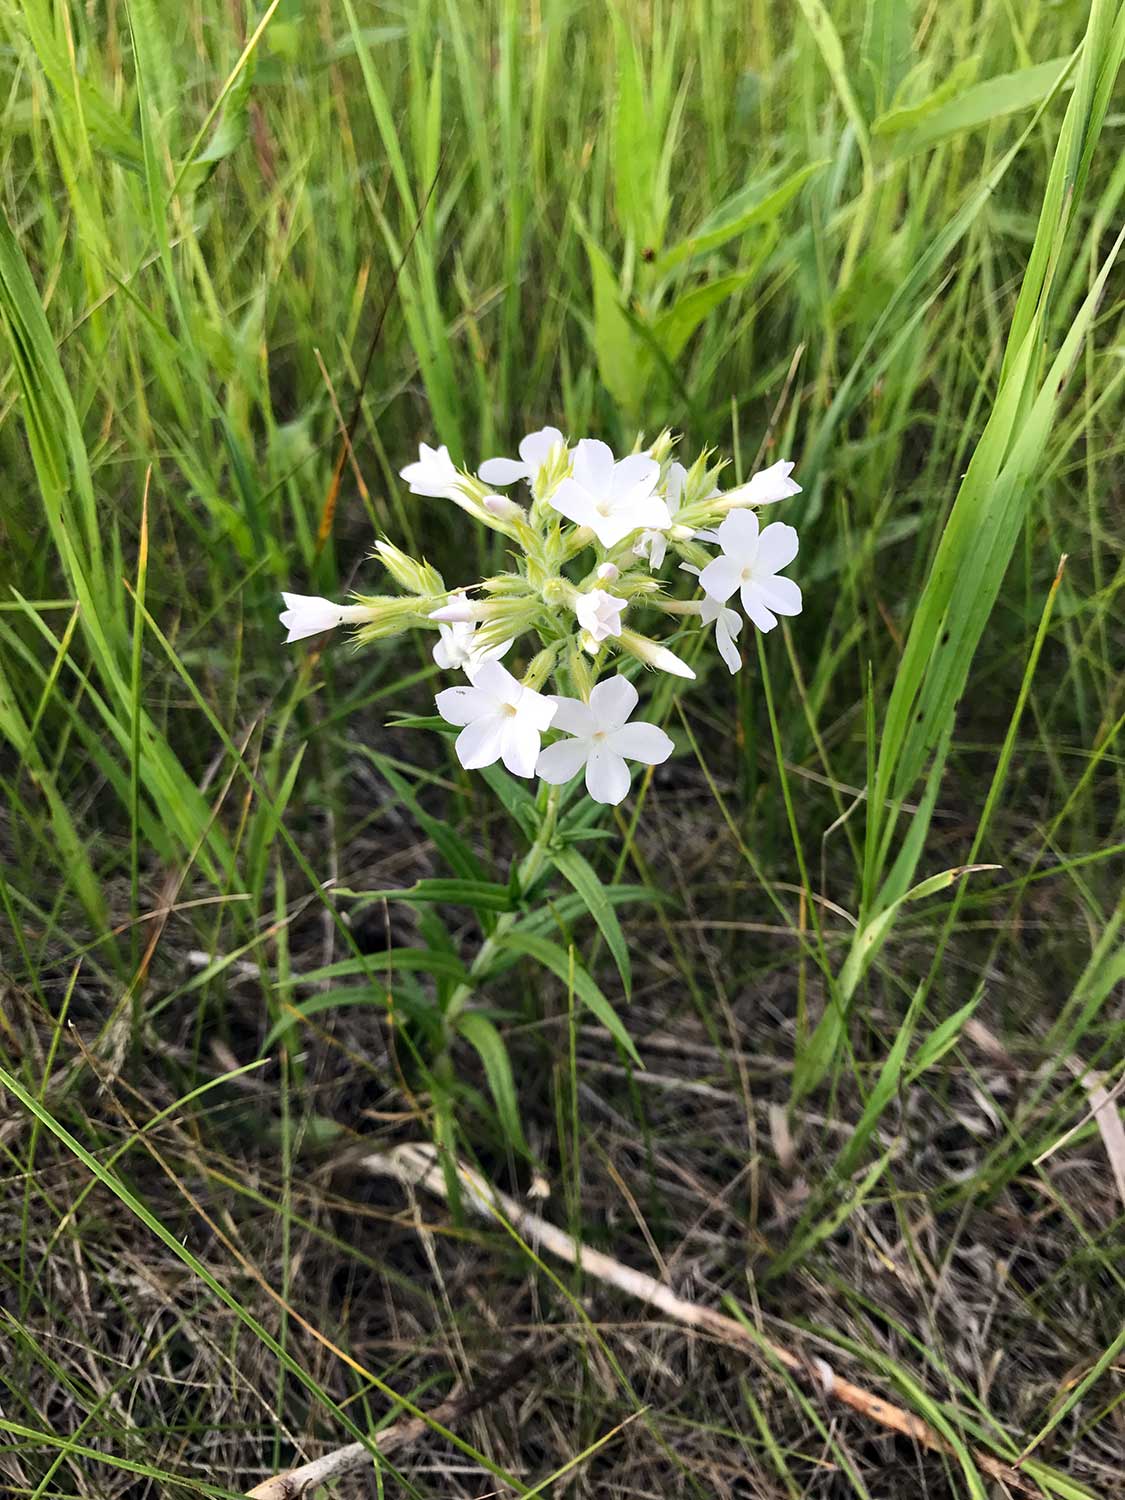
[443, 782, 562, 1029]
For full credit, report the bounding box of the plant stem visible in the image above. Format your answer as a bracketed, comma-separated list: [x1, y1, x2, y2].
[444, 783, 562, 1027]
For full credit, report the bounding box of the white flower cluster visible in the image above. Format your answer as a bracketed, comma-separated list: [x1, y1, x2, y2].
[280, 426, 802, 805]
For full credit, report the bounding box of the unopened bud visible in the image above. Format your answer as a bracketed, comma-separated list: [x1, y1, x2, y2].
[429, 592, 479, 623]
[595, 562, 619, 583]
[373, 539, 443, 595]
[618, 628, 696, 680]
[483, 493, 525, 521]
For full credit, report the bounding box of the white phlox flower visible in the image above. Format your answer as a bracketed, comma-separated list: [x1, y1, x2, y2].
[435, 661, 556, 777]
[432, 620, 513, 674]
[574, 587, 626, 643]
[681, 563, 743, 674]
[290, 421, 804, 814]
[279, 593, 374, 644]
[633, 461, 687, 571]
[536, 676, 673, 805]
[479, 426, 567, 487]
[698, 510, 802, 634]
[715, 459, 801, 511]
[549, 439, 669, 547]
[400, 442, 464, 498]
[701, 595, 743, 673]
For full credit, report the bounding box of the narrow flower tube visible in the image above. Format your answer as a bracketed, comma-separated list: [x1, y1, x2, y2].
[617, 628, 696, 680]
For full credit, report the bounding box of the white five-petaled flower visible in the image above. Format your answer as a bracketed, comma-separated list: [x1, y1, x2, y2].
[716, 459, 801, 510]
[536, 676, 674, 805]
[574, 587, 626, 643]
[681, 563, 743, 674]
[479, 426, 567, 488]
[549, 439, 669, 547]
[633, 461, 687, 571]
[399, 442, 464, 498]
[435, 661, 557, 778]
[279, 593, 374, 644]
[432, 620, 512, 673]
[700, 595, 743, 673]
[698, 510, 801, 633]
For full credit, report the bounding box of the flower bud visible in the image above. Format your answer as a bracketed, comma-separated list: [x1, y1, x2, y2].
[595, 562, 619, 583]
[618, 628, 696, 680]
[483, 493, 525, 521]
[373, 539, 443, 595]
[429, 592, 479, 623]
[646, 428, 676, 465]
[349, 595, 426, 643]
[522, 644, 561, 691]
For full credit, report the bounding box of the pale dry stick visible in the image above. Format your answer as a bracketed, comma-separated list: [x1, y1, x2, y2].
[364, 1142, 1040, 1496]
[247, 1344, 541, 1497]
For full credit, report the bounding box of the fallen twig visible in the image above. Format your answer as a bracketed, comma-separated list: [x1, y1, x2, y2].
[363, 1141, 1042, 1496]
[246, 1342, 540, 1497]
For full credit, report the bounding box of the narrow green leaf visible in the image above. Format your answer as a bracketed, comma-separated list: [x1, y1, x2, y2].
[653, 161, 828, 278]
[651, 272, 754, 363]
[456, 1011, 528, 1153]
[497, 931, 641, 1066]
[551, 846, 632, 996]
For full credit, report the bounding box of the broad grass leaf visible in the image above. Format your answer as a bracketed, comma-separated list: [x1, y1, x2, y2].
[879, 57, 1070, 155]
[583, 235, 650, 415]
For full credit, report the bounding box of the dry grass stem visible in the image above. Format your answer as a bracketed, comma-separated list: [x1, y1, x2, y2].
[363, 1141, 1040, 1495]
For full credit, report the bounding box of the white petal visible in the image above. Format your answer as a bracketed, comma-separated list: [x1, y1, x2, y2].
[591, 510, 637, 547]
[518, 426, 564, 471]
[756, 522, 799, 572]
[585, 747, 632, 805]
[611, 453, 659, 495]
[716, 508, 760, 558]
[648, 644, 696, 679]
[478, 456, 528, 485]
[500, 719, 541, 778]
[698, 554, 742, 603]
[279, 593, 342, 642]
[648, 533, 668, 570]
[664, 462, 687, 512]
[607, 722, 673, 765]
[455, 715, 506, 769]
[518, 687, 559, 733]
[588, 675, 638, 731]
[715, 617, 742, 674]
[536, 736, 591, 784]
[549, 696, 597, 736]
[572, 438, 615, 492]
[624, 491, 672, 530]
[548, 477, 598, 530]
[429, 597, 478, 623]
[740, 584, 778, 633]
[471, 660, 519, 704]
[400, 443, 459, 497]
[755, 574, 802, 616]
[435, 685, 490, 727]
[433, 634, 456, 669]
[742, 459, 801, 505]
